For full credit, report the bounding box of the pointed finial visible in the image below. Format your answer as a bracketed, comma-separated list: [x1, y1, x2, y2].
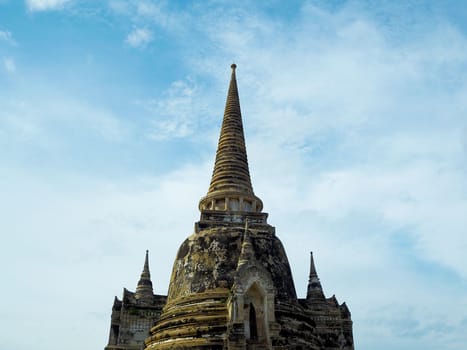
[144, 250, 149, 267]
[237, 218, 255, 267]
[135, 250, 154, 303]
[198, 64, 263, 213]
[309, 251, 318, 279]
[307, 251, 325, 300]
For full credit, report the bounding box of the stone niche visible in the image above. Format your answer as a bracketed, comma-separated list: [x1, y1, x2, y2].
[227, 263, 278, 350]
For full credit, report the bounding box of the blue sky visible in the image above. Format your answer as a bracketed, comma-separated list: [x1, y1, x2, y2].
[1, 1, 467, 349]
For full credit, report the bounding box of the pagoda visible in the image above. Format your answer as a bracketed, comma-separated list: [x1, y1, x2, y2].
[105, 65, 354, 350]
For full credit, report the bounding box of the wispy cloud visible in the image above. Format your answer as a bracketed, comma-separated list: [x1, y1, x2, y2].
[125, 28, 153, 48]
[0, 30, 16, 45]
[3, 57, 16, 72]
[26, 0, 71, 12]
[109, 1, 187, 37]
[137, 78, 212, 140]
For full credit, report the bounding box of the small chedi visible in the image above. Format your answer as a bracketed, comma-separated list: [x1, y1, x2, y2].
[104, 65, 354, 350]
[105, 251, 166, 350]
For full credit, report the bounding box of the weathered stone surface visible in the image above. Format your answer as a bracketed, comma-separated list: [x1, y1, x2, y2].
[168, 219, 296, 302]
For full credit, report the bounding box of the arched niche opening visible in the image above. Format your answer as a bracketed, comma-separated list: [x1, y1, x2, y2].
[249, 303, 258, 340]
[243, 282, 268, 345]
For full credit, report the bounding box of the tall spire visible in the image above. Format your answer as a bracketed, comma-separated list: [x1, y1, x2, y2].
[135, 250, 154, 303]
[307, 252, 325, 300]
[199, 64, 263, 213]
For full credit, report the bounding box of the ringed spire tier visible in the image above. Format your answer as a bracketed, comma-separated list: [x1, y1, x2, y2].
[135, 250, 154, 304]
[199, 64, 263, 213]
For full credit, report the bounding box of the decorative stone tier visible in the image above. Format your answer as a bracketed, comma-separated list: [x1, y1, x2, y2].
[196, 211, 268, 233]
[272, 301, 321, 349]
[145, 289, 229, 350]
[199, 191, 263, 213]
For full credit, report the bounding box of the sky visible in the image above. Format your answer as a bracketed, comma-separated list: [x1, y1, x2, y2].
[1, 0, 466, 349]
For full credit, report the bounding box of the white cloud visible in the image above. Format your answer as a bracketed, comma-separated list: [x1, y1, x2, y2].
[136, 1, 161, 17]
[0, 30, 16, 45]
[3, 57, 16, 72]
[125, 28, 153, 48]
[137, 78, 214, 140]
[26, 0, 71, 12]
[108, 1, 185, 33]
